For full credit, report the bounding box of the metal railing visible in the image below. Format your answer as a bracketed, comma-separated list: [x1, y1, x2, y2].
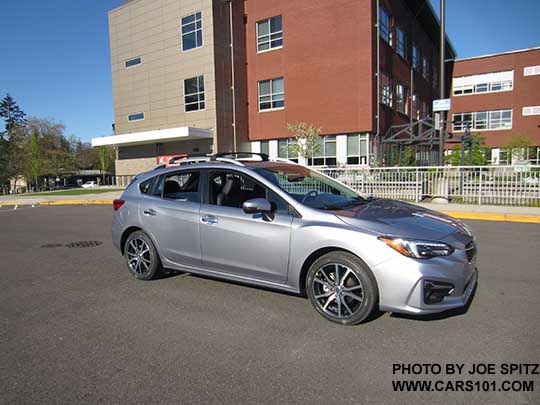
[319, 165, 540, 206]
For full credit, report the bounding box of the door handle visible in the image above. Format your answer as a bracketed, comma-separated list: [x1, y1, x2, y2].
[200, 215, 218, 224]
[143, 209, 157, 216]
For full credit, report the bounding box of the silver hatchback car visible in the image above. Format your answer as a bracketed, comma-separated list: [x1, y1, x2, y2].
[112, 153, 478, 325]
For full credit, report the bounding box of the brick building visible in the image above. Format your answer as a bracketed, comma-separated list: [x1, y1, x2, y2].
[92, 0, 453, 178]
[449, 47, 540, 164]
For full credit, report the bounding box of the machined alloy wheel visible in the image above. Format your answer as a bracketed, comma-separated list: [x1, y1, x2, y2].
[306, 252, 378, 325]
[125, 231, 161, 280]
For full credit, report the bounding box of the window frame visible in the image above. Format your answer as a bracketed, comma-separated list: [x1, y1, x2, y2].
[184, 75, 205, 113]
[452, 109, 513, 132]
[277, 138, 298, 162]
[308, 136, 337, 167]
[379, 6, 392, 45]
[412, 44, 419, 70]
[380, 72, 392, 107]
[181, 11, 203, 52]
[346, 134, 369, 165]
[127, 112, 145, 122]
[258, 77, 285, 112]
[396, 26, 407, 60]
[395, 83, 408, 114]
[256, 15, 283, 53]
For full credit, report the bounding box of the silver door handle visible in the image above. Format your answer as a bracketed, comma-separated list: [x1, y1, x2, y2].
[143, 209, 157, 216]
[201, 215, 218, 224]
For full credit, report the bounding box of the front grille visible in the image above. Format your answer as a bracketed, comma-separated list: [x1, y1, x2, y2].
[465, 241, 476, 262]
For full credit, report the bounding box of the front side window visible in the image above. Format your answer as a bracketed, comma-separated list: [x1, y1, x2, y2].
[181, 11, 203, 51]
[184, 75, 205, 112]
[347, 134, 368, 165]
[309, 136, 336, 166]
[162, 171, 200, 202]
[257, 16, 282, 52]
[258, 77, 284, 111]
[128, 112, 144, 122]
[379, 7, 392, 45]
[396, 27, 406, 59]
[254, 165, 364, 210]
[380, 72, 392, 106]
[278, 138, 298, 162]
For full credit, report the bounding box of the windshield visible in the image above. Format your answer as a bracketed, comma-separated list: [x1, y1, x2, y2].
[253, 164, 366, 210]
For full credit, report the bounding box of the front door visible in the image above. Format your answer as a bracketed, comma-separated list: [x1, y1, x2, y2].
[199, 170, 293, 284]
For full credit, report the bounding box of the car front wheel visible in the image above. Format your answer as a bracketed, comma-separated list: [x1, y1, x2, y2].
[306, 252, 378, 325]
[124, 231, 161, 280]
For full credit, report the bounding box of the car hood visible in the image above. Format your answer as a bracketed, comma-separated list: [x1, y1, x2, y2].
[334, 199, 474, 249]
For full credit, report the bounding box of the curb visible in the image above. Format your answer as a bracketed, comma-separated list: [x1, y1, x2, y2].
[1, 200, 539, 224]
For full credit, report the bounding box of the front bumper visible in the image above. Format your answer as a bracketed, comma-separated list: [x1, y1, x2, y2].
[373, 251, 478, 315]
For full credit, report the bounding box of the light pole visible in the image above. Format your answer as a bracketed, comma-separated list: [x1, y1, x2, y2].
[438, 0, 446, 166]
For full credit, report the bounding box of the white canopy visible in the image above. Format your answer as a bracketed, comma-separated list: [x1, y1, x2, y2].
[91, 126, 213, 147]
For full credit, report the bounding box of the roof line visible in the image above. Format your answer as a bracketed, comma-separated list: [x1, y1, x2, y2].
[455, 46, 540, 62]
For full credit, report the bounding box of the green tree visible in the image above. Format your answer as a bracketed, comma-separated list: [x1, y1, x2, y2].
[503, 134, 532, 163]
[0, 94, 27, 189]
[95, 146, 115, 183]
[444, 133, 488, 166]
[29, 130, 41, 189]
[287, 122, 322, 162]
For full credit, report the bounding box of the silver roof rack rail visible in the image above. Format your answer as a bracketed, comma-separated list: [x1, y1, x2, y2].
[269, 157, 300, 165]
[213, 157, 245, 166]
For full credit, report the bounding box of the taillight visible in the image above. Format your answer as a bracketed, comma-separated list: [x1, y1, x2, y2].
[113, 199, 125, 211]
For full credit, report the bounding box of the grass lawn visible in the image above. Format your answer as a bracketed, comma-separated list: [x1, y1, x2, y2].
[22, 188, 124, 197]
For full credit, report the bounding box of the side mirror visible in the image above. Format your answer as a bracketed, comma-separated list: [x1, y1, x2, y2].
[243, 198, 273, 214]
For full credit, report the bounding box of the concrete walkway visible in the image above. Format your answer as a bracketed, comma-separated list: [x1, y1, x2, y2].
[1, 190, 539, 223]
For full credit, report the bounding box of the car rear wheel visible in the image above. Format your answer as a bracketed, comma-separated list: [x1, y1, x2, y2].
[306, 252, 378, 325]
[125, 231, 161, 280]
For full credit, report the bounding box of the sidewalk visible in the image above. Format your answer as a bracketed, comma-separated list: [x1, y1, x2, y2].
[0, 191, 539, 223]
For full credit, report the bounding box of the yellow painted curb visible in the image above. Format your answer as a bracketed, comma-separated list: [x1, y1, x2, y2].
[38, 200, 113, 206]
[441, 211, 540, 224]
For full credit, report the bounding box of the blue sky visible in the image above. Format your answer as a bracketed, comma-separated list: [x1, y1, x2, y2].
[1, 0, 539, 143]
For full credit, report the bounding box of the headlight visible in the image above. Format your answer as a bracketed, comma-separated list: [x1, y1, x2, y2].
[378, 236, 454, 259]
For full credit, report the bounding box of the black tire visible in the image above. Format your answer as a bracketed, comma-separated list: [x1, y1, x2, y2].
[124, 230, 162, 280]
[306, 251, 378, 325]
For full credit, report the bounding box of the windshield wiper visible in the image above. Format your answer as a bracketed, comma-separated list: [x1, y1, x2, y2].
[321, 197, 373, 211]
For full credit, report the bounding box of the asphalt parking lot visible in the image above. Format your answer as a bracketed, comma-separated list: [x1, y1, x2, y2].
[1, 206, 539, 404]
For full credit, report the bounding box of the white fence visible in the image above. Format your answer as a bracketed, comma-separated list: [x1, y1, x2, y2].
[320, 165, 540, 206]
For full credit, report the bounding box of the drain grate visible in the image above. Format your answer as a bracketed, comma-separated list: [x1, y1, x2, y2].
[40, 243, 64, 248]
[65, 240, 103, 248]
[40, 240, 103, 249]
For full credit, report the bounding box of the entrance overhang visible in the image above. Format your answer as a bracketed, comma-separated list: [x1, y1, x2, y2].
[91, 126, 213, 147]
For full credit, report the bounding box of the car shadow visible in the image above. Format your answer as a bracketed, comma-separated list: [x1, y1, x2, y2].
[389, 282, 478, 322]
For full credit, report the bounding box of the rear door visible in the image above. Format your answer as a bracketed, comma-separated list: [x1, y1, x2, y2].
[139, 170, 202, 267]
[199, 169, 293, 284]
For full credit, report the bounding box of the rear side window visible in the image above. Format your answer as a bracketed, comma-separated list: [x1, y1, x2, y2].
[162, 171, 200, 202]
[139, 177, 156, 194]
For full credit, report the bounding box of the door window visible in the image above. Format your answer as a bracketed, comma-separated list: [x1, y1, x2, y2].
[161, 171, 201, 202]
[208, 171, 289, 214]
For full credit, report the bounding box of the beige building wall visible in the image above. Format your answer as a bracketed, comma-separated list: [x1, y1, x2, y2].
[109, 0, 217, 140]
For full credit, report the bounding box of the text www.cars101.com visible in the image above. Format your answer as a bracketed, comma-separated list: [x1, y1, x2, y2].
[392, 379, 534, 392]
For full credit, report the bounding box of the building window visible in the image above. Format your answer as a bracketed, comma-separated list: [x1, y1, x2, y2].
[347, 134, 368, 165]
[396, 27, 406, 59]
[258, 77, 284, 111]
[181, 11, 203, 51]
[412, 44, 419, 70]
[452, 109, 512, 132]
[260, 140, 270, 156]
[380, 72, 392, 107]
[453, 70, 514, 96]
[184, 75, 205, 112]
[395, 84, 408, 114]
[412, 94, 420, 120]
[127, 112, 144, 122]
[309, 136, 336, 166]
[278, 138, 298, 162]
[125, 57, 142, 69]
[524, 65, 540, 76]
[422, 56, 429, 80]
[257, 16, 282, 52]
[523, 106, 540, 116]
[379, 7, 392, 45]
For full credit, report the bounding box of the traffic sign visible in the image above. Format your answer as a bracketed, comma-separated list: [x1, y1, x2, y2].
[433, 98, 451, 112]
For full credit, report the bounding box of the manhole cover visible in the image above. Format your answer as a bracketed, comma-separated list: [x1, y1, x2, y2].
[65, 240, 103, 248]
